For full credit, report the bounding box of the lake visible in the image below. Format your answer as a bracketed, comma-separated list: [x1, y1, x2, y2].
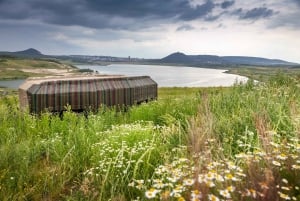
[0, 64, 248, 89]
[0, 79, 26, 89]
[76, 64, 248, 87]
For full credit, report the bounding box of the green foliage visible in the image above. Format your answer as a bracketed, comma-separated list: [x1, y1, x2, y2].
[77, 68, 94, 73]
[0, 75, 300, 200]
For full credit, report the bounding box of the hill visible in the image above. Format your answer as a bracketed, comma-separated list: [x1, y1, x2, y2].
[0, 48, 44, 58]
[0, 57, 76, 80]
[160, 52, 298, 66]
[15, 48, 43, 56]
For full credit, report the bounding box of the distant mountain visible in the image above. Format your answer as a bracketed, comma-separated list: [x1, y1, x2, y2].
[0, 48, 44, 58]
[15, 48, 43, 56]
[161, 52, 193, 63]
[221, 56, 295, 66]
[161, 52, 225, 64]
[160, 52, 298, 66]
[0, 49, 298, 66]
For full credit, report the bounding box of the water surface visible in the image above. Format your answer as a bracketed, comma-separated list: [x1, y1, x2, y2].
[76, 64, 248, 87]
[0, 64, 248, 89]
[0, 79, 26, 89]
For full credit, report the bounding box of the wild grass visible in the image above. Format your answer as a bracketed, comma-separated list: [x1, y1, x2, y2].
[0, 74, 300, 200]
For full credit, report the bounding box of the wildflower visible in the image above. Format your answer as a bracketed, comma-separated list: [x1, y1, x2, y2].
[135, 180, 145, 190]
[225, 173, 237, 181]
[236, 172, 246, 177]
[153, 180, 165, 189]
[216, 174, 225, 182]
[227, 161, 238, 170]
[170, 191, 181, 198]
[276, 154, 288, 160]
[226, 185, 236, 192]
[178, 196, 185, 201]
[208, 194, 220, 201]
[145, 188, 159, 199]
[171, 184, 185, 195]
[292, 164, 300, 170]
[281, 186, 290, 191]
[245, 189, 257, 198]
[183, 178, 195, 186]
[128, 181, 135, 187]
[278, 191, 291, 200]
[191, 190, 202, 200]
[206, 172, 217, 181]
[254, 150, 266, 157]
[290, 154, 298, 159]
[206, 180, 216, 188]
[219, 189, 231, 199]
[272, 160, 281, 167]
[167, 176, 179, 183]
[270, 142, 280, 148]
[155, 165, 168, 175]
[198, 174, 205, 183]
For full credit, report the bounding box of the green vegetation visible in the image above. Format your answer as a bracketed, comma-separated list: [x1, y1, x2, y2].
[0, 57, 76, 80]
[78, 68, 94, 73]
[226, 66, 300, 82]
[1, 75, 300, 200]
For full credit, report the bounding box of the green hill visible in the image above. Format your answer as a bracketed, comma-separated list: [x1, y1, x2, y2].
[0, 57, 76, 80]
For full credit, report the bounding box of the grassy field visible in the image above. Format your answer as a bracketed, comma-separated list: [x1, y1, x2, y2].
[0, 57, 77, 80]
[1, 74, 300, 200]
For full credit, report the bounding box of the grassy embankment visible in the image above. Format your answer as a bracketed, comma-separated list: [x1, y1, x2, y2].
[226, 65, 300, 82]
[1, 74, 300, 200]
[0, 56, 77, 80]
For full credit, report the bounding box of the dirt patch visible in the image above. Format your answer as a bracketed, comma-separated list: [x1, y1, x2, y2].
[21, 68, 71, 74]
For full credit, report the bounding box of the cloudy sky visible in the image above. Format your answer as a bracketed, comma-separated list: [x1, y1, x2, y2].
[0, 0, 299, 62]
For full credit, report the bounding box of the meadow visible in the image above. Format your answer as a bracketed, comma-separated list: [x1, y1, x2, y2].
[0, 74, 300, 201]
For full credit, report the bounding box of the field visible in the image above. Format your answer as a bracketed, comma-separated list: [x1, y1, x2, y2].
[1, 74, 300, 201]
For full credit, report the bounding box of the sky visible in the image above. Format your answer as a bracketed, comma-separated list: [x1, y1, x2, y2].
[0, 0, 300, 63]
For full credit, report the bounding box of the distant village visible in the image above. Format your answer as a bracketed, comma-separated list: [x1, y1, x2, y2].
[67, 55, 142, 63]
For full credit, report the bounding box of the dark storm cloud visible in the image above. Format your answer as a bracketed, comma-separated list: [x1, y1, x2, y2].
[221, 1, 235, 9]
[177, 1, 215, 21]
[87, 0, 189, 19]
[0, 0, 219, 29]
[0, 0, 287, 30]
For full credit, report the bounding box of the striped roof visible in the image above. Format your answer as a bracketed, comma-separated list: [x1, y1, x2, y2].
[19, 75, 157, 113]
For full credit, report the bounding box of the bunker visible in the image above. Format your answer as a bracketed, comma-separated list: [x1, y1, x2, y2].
[19, 75, 157, 113]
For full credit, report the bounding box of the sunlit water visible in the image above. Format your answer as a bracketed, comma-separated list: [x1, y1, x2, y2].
[0, 64, 248, 89]
[76, 64, 248, 87]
